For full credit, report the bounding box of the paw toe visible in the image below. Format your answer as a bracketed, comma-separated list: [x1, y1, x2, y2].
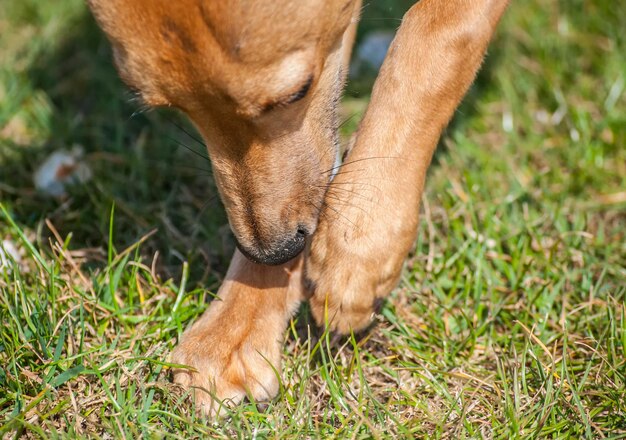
[310, 295, 377, 334]
[170, 340, 281, 417]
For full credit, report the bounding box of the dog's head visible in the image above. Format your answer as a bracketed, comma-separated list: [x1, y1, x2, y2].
[88, 0, 357, 264]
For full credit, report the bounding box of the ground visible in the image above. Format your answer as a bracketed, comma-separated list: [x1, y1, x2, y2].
[1, 0, 625, 438]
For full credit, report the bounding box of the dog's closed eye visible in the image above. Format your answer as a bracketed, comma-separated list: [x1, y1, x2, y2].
[285, 75, 313, 104]
[262, 75, 313, 113]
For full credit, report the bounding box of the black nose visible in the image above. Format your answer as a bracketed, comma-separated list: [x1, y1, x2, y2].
[237, 228, 308, 266]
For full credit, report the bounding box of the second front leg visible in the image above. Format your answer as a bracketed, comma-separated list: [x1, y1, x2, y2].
[172, 250, 303, 416]
[305, 0, 509, 333]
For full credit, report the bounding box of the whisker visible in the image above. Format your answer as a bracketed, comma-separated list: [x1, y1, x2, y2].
[324, 190, 368, 203]
[323, 193, 374, 220]
[358, 18, 403, 22]
[307, 200, 334, 228]
[167, 117, 207, 148]
[339, 112, 360, 129]
[126, 89, 152, 118]
[168, 136, 211, 162]
[325, 168, 366, 178]
[317, 199, 377, 248]
[327, 172, 397, 186]
[173, 164, 214, 175]
[322, 186, 372, 202]
[320, 199, 359, 231]
[307, 198, 376, 248]
[129, 105, 151, 119]
[327, 180, 382, 191]
[322, 155, 400, 175]
[309, 198, 354, 231]
[191, 194, 222, 229]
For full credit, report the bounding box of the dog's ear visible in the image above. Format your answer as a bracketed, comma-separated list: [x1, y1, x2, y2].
[86, 0, 123, 38]
[86, 0, 172, 107]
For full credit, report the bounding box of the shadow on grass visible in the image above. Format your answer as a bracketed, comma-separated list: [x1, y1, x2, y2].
[0, 9, 229, 287]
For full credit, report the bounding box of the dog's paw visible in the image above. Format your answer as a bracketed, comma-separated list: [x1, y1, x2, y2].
[305, 222, 407, 334]
[171, 323, 281, 417]
[170, 250, 303, 417]
[171, 318, 282, 417]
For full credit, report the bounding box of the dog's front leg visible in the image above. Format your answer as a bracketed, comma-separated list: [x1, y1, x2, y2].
[306, 0, 508, 333]
[171, 249, 302, 416]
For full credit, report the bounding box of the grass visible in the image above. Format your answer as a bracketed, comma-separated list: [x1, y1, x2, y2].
[1, 0, 625, 438]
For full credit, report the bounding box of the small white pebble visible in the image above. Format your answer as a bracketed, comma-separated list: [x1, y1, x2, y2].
[33, 146, 92, 197]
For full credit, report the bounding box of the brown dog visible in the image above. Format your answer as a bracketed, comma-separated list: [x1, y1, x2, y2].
[87, 0, 508, 416]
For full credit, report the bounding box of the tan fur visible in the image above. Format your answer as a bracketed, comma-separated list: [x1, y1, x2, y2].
[87, 0, 507, 415]
[171, 250, 302, 415]
[306, 0, 510, 332]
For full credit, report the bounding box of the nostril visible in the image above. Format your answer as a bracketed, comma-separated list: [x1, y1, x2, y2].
[236, 226, 310, 266]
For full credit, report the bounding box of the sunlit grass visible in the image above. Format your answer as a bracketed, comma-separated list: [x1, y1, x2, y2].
[1, 0, 625, 438]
